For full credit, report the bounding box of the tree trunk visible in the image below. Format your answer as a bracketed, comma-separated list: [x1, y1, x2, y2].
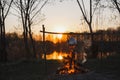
[28, 14, 36, 59]
[0, 23, 7, 62]
[3, 20, 7, 62]
[23, 29, 30, 58]
[29, 31, 36, 58]
[0, 5, 7, 62]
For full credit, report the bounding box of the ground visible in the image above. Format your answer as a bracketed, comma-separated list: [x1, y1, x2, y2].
[0, 54, 120, 80]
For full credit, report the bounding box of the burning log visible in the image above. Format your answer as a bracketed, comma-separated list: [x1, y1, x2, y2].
[56, 55, 89, 75]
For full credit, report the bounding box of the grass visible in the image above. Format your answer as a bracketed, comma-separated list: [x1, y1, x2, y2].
[0, 54, 120, 80]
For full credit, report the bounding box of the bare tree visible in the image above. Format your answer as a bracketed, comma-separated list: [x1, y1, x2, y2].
[13, 0, 48, 59]
[77, 0, 100, 57]
[0, 0, 13, 62]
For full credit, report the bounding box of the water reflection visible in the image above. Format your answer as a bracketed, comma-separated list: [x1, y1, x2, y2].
[42, 51, 116, 60]
[42, 51, 68, 60]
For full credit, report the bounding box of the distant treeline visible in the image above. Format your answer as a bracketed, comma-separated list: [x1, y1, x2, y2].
[0, 28, 120, 61]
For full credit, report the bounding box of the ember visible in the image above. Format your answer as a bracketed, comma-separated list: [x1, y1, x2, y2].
[56, 55, 89, 75]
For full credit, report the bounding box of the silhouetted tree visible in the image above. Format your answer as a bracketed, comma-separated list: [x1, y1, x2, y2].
[13, 0, 48, 59]
[77, 0, 100, 58]
[0, 0, 13, 62]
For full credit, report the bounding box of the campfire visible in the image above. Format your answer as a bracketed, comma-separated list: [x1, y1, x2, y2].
[56, 55, 89, 75]
[55, 37, 90, 75]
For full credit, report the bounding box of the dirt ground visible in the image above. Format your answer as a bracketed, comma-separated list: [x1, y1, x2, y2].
[0, 54, 120, 80]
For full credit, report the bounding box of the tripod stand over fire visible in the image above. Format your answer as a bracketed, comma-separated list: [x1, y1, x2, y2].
[56, 37, 89, 75]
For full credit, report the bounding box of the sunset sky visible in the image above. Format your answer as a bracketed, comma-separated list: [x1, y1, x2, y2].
[6, 0, 120, 34]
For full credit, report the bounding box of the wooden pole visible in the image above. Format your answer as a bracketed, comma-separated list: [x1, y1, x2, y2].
[42, 25, 47, 74]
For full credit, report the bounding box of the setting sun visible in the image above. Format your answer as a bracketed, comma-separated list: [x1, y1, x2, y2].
[53, 26, 66, 32]
[57, 34, 62, 39]
[53, 26, 66, 39]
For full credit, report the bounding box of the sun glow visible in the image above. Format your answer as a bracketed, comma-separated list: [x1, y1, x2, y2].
[53, 26, 66, 32]
[53, 26, 66, 39]
[57, 34, 62, 39]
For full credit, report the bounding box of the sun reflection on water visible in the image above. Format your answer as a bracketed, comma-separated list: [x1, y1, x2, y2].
[42, 51, 67, 60]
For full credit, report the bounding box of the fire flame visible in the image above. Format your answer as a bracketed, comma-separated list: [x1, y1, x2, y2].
[68, 69, 75, 74]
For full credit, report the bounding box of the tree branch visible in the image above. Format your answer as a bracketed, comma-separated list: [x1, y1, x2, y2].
[113, 0, 120, 14]
[31, 0, 48, 21]
[4, 0, 13, 18]
[77, 0, 89, 24]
